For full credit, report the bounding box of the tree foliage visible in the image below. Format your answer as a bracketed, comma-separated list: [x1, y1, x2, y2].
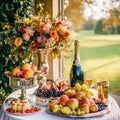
[64, 0, 85, 31]
[83, 0, 120, 34]
[0, 0, 34, 98]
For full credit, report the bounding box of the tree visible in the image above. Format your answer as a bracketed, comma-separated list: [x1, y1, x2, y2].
[83, 0, 120, 34]
[64, 0, 85, 31]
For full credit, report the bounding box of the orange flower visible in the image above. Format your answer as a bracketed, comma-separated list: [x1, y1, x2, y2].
[50, 30, 59, 41]
[54, 36, 59, 42]
[60, 29, 70, 39]
[36, 23, 46, 33]
[14, 37, 23, 47]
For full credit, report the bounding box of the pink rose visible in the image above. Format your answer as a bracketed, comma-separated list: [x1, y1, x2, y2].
[43, 23, 51, 33]
[24, 27, 33, 36]
[23, 33, 30, 41]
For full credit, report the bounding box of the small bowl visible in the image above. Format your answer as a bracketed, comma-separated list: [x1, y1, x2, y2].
[36, 97, 49, 107]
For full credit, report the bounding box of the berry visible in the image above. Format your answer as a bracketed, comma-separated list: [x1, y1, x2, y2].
[95, 101, 108, 111]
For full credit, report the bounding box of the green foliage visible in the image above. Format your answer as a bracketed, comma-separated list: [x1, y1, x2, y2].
[0, 0, 34, 96]
[0, 87, 8, 101]
[95, 20, 104, 34]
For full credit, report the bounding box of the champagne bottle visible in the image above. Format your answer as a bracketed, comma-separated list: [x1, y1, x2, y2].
[70, 40, 84, 87]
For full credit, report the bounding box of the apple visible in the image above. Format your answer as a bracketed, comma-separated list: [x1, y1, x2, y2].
[75, 88, 81, 93]
[59, 95, 69, 106]
[50, 82, 59, 91]
[59, 80, 69, 88]
[89, 98, 95, 105]
[75, 92, 85, 101]
[31, 64, 37, 73]
[11, 67, 21, 76]
[89, 104, 98, 113]
[24, 69, 33, 78]
[49, 99, 59, 108]
[67, 98, 79, 110]
[79, 97, 90, 107]
[16, 71, 26, 78]
[64, 88, 76, 98]
[21, 63, 31, 71]
[80, 104, 90, 114]
[54, 81, 59, 88]
[60, 86, 69, 91]
[92, 97, 98, 103]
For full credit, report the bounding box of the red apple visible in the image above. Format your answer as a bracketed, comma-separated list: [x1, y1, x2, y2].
[60, 86, 69, 91]
[92, 97, 98, 103]
[75, 92, 85, 101]
[89, 98, 95, 105]
[50, 82, 59, 91]
[54, 81, 59, 88]
[80, 104, 90, 114]
[31, 64, 37, 73]
[64, 88, 76, 98]
[79, 97, 90, 107]
[67, 98, 79, 110]
[59, 80, 69, 88]
[59, 95, 69, 106]
[89, 104, 98, 113]
[16, 71, 26, 78]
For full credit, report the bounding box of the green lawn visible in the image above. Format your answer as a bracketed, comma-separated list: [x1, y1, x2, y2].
[64, 30, 120, 95]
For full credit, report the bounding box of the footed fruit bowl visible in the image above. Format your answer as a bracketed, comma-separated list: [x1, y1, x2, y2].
[5, 71, 39, 101]
[5, 71, 38, 89]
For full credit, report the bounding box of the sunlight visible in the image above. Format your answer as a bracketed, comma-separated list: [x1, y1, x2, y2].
[83, 0, 120, 20]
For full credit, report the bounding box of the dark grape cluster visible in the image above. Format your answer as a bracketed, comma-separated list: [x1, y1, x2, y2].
[35, 88, 63, 98]
[95, 101, 108, 111]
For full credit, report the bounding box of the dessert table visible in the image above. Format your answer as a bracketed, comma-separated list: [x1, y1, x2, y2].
[0, 87, 120, 120]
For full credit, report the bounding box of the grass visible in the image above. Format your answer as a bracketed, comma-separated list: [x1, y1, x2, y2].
[64, 30, 120, 95]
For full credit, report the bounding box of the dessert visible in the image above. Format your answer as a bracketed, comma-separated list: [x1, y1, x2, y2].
[6, 100, 40, 114]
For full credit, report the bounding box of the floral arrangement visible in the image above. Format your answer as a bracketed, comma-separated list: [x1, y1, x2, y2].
[14, 15, 71, 57]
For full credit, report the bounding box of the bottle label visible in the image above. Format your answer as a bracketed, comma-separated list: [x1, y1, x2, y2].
[75, 59, 80, 66]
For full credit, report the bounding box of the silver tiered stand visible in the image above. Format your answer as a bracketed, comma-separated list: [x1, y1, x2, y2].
[5, 71, 39, 101]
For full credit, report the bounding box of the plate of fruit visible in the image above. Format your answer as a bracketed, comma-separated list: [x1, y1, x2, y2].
[4, 100, 41, 115]
[46, 83, 111, 118]
[35, 80, 70, 98]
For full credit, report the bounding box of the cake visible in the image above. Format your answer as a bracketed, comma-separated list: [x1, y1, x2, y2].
[11, 100, 30, 112]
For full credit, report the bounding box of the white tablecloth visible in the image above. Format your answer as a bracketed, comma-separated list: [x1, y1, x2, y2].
[0, 87, 120, 120]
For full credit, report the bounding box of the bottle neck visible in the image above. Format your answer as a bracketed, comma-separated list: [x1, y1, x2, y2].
[74, 40, 80, 64]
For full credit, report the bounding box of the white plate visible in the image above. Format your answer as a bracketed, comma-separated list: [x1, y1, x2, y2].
[4, 104, 41, 116]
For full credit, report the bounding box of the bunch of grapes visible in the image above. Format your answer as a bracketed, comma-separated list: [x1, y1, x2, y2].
[95, 101, 108, 111]
[35, 88, 63, 98]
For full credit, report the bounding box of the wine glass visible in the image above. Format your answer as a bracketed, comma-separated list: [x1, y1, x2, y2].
[84, 78, 93, 88]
